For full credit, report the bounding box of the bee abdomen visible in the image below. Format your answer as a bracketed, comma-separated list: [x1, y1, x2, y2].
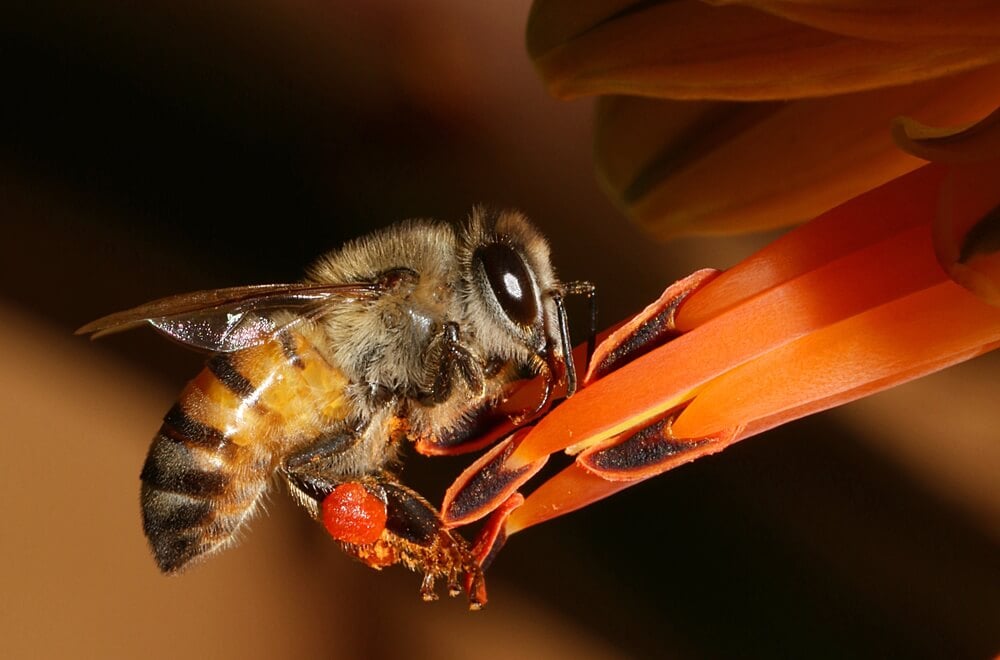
[140, 417, 267, 573]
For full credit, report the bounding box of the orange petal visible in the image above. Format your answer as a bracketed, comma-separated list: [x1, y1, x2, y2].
[529, 0, 1000, 101]
[526, 0, 636, 60]
[949, 218, 1000, 307]
[508, 214, 941, 468]
[594, 65, 1000, 238]
[503, 269, 1000, 535]
[504, 463, 633, 535]
[893, 107, 1000, 163]
[673, 279, 1000, 439]
[441, 428, 548, 527]
[937, 161, 1000, 307]
[709, 0, 1000, 41]
[673, 163, 946, 329]
[506, 148, 1000, 509]
[673, 122, 1000, 437]
[506, 421, 740, 534]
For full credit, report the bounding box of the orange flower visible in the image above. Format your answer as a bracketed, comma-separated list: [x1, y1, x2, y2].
[441, 2, 1000, 572]
[530, 0, 1000, 237]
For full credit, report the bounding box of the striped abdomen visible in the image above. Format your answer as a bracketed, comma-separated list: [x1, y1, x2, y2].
[140, 329, 349, 572]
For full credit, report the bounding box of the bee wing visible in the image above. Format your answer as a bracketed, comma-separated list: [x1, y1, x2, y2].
[76, 282, 383, 352]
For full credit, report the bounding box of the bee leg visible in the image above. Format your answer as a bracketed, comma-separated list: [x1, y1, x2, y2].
[377, 477, 486, 608]
[286, 446, 486, 609]
[315, 475, 487, 609]
[282, 422, 364, 503]
[418, 322, 485, 405]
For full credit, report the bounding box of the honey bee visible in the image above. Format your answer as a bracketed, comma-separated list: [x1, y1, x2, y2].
[78, 207, 593, 607]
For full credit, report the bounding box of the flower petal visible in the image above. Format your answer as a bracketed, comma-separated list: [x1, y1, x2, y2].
[672, 280, 1000, 439]
[936, 159, 1000, 306]
[507, 214, 941, 468]
[526, 0, 636, 60]
[529, 0, 1000, 101]
[893, 107, 1000, 163]
[673, 164, 946, 328]
[595, 65, 1000, 237]
[708, 0, 1000, 41]
[500, 155, 1000, 532]
[504, 462, 633, 535]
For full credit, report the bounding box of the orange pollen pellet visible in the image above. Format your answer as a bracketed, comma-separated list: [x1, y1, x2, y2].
[321, 483, 388, 545]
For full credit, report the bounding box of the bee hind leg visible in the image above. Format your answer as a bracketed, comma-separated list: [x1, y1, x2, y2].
[282, 423, 364, 510]
[294, 470, 487, 608]
[375, 478, 486, 607]
[283, 425, 486, 607]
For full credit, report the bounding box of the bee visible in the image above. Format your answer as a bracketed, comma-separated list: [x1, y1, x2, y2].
[78, 207, 594, 607]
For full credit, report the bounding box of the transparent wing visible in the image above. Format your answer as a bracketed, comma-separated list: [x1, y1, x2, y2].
[76, 282, 384, 352]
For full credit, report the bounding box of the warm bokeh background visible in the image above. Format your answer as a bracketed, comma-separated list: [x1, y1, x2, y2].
[1, 2, 997, 659]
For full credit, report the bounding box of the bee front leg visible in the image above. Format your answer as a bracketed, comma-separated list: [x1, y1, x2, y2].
[418, 321, 485, 405]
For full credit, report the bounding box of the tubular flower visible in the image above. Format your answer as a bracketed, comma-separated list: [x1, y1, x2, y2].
[438, 2, 1000, 588]
[443, 114, 1000, 565]
[528, 0, 1000, 237]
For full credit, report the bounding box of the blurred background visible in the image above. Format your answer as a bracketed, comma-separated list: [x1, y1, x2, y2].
[1, 2, 997, 658]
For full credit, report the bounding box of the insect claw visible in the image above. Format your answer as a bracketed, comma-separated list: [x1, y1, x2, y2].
[462, 565, 488, 610]
[420, 572, 439, 602]
[447, 576, 462, 598]
[507, 356, 555, 426]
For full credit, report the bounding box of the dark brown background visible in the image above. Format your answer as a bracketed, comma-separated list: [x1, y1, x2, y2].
[1, 2, 997, 659]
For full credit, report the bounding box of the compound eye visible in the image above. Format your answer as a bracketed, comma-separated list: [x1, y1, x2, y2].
[475, 243, 538, 327]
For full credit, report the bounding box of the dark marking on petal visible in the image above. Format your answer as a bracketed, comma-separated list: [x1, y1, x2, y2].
[960, 203, 1000, 263]
[592, 296, 683, 380]
[442, 434, 546, 526]
[583, 417, 709, 476]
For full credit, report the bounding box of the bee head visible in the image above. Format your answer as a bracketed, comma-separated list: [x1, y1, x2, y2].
[461, 207, 565, 366]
